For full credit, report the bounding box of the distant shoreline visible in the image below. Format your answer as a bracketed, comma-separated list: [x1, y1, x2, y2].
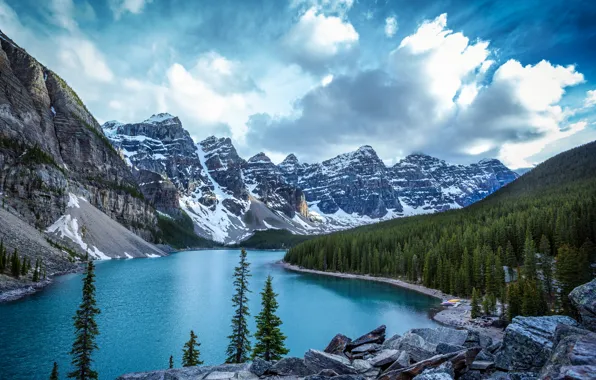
[278, 261, 452, 300]
[278, 261, 505, 340]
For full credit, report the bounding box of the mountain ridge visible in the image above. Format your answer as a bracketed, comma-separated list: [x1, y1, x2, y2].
[102, 114, 518, 243]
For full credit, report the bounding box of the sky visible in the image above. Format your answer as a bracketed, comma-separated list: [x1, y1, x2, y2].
[1, 0, 595, 169]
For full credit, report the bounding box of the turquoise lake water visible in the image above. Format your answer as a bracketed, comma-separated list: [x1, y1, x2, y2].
[0, 249, 439, 379]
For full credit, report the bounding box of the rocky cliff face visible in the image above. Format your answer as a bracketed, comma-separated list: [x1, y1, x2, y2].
[278, 148, 518, 228]
[390, 154, 518, 212]
[0, 30, 157, 241]
[103, 112, 518, 241]
[243, 152, 308, 219]
[279, 146, 402, 220]
[103, 119, 317, 243]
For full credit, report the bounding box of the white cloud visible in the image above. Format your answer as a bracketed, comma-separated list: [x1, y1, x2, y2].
[384, 16, 397, 37]
[109, 0, 153, 19]
[493, 60, 584, 111]
[0, 0, 113, 87]
[290, 0, 354, 14]
[321, 74, 334, 86]
[391, 13, 491, 120]
[247, 13, 589, 169]
[190, 51, 259, 94]
[283, 6, 358, 72]
[49, 0, 78, 32]
[56, 36, 114, 82]
[455, 59, 585, 167]
[585, 89, 596, 108]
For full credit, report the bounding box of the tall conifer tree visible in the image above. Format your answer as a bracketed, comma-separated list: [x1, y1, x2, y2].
[253, 276, 288, 361]
[182, 330, 203, 367]
[225, 249, 252, 363]
[11, 248, 20, 278]
[69, 261, 100, 380]
[471, 288, 481, 319]
[50, 362, 59, 380]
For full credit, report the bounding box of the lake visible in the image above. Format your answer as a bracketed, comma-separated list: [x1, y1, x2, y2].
[0, 249, 439, 379]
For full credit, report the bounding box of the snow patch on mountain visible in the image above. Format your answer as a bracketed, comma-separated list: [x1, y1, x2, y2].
[102, 114, 518, 243]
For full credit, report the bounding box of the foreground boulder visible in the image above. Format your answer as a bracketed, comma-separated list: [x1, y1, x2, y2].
[412, 362, 454, 380]
[539, 324, 596, 379]
[380, 348, 480, 380]
[411, 328, 469, 348]
[304, 349, 358, 375]
[248, 358, 272, 376]
[569, 278, 596, 333]
[325, 334, 353, 356]
[346, 326, 386, 351]
[118, 363, 252, 380]
[267, 357, 314, 377]
[395, 332, 437, 362]
[369, 350, 402, 368]
[494, 315, 579, 372]
[393, 327, 476, 363]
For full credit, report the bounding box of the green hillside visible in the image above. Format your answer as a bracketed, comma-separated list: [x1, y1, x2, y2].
[285, 141, 596, 318]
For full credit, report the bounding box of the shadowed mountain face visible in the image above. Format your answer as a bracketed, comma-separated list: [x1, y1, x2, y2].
[103, 116, 315, 243]
[277, 148, 518, 224]
[103, 114, 518, 242]
[0, 30, 157, 241]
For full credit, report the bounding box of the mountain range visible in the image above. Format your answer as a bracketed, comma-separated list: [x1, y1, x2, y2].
[0, 26, 518, 274]
[102, 113, 518, 243]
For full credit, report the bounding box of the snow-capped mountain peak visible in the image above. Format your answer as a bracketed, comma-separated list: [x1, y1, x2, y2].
[248, 152, 273, 164]
[143, 113, 178, 125]
[102, 112, 519, 243]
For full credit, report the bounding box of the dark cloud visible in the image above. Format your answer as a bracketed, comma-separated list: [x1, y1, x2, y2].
[246, 19, 587, 168]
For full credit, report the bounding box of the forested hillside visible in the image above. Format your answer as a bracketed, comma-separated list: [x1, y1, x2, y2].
[285, 141, 596, 319]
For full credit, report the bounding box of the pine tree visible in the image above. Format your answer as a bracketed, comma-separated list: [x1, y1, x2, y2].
[11, 248, 20, 278]
[0, 239, 4, 272]
[33, 258, 40, 282]
[253, 276, 289, 361]
[505, 241, 516, 269]
[538, 235, 553, 297]
[494, 255, 505, 296]
[471, 288, 481, 319]
[507, 282, 522, 321]
[225, 249, 252, 364]
[523, 233, 537, 280]
[68, 261, 100, 380]
[578, 240, 594, 282]
[500, 286, 508, 320]
[21, 256, 28, 276]
[182, 330, 203, 367]
[482, 296, 490, 316]
[556, 245, 579, 315]
[50, 362, 59, 380]
[169, 355, 174, 369]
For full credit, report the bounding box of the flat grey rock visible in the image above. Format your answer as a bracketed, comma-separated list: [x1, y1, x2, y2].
[268, 357, 313, 377]
[569, 278, 596, 333]
[469, 361, 495, 371]
[351, 343, 381, 354]
[494, 315, 579, 372]
[249, 358, 271, 376]
[304, 349, 357, 375]
[369, 349, 401, 367]
[324, 334, 352, 355]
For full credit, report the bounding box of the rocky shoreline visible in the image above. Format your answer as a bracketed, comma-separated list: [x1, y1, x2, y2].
[0, 266, 81, 303]
[119, 280, 596, 379]
[279, 262, 504, 341]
